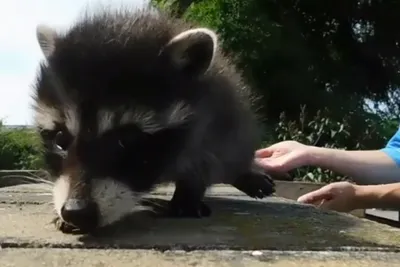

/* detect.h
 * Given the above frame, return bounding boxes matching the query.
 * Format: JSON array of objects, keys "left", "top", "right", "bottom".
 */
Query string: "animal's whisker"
[
  {"left": 1, "top": 174, "right": 54, "bottom": 187},
  {"left": 140, "top": 198, "right": 167, "bottom": 209}
]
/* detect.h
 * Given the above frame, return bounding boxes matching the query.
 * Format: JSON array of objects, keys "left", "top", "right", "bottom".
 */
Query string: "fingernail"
[
  {"left": 297, "top": 196, "right": 312, "bottom": 203},
  {"left": 297, "top": 197, "right": 306, "bottom": 203}
]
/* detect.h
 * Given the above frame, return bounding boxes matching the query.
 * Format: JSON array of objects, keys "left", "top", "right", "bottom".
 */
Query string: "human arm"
[
  {"left": 255, "top": 128, "right": 400, "bottom": 185},
  {"left": 297, "top": 181, "right": 400, "bottom": 212},
  {"left": 354, "top": 182, "right": 400, "bottom": 210},
  {"left": 305, "top": 147, "right": 400, "bottom": 185},
  {"left": 308, "top": 127, "right": 400, "bottom": 185}
]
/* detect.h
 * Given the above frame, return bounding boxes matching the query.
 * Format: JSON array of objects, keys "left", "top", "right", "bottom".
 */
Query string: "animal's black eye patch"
[
  {"left": 38, "top": 124, "right": 74, "bottom": 177},
  {"left": 80, "top": 124, "right": 151, "bottom": 173},
  {"left": 39, "top": 124, "right": 73, "bottom": 153},
  {"left": 54, "top": 130, "right": 73, "bottom": 151},
  {"left": 98, "top": 124, "right": 149, "bottom": 150},
  {"left": 80, "top": 122, "right": 190, "bottom": 179}
]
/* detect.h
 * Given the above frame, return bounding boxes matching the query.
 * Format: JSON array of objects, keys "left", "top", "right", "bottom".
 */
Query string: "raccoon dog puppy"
[{"left": 32, "top": 6, "right": 275, "bottom": 234}]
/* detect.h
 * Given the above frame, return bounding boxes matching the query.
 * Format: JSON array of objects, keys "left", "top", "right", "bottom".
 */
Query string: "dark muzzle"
[{"left": 61, "top": 198, "right": 99, "bottom": 231}]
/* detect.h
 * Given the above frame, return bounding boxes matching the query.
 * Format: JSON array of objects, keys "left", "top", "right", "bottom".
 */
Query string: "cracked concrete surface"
[{"left": 1, "top": 183, "right": 400, "bottom": 266}]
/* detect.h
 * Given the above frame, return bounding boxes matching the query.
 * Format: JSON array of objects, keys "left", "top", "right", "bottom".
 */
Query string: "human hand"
[
  {"left": 254, "top": 141, "right": 313, "bottom": 173},
  {"left": 297, "top": 181, "right": 360, "bottom": 212}
]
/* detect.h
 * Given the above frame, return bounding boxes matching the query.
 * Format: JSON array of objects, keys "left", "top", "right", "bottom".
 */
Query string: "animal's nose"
[{"left": 61, "top": 198, "right": 98, "bottom": 231}]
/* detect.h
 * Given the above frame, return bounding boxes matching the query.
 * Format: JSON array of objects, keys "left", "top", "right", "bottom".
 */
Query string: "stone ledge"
[
  {"left": 0, "top": 171, "right": 366, "bottom": 218},
  {"left": 1, "top": 249, "right": 400, "bottom": 267},
  {"left": 1, "top": 184, "right": 400, "bottom": 252}
]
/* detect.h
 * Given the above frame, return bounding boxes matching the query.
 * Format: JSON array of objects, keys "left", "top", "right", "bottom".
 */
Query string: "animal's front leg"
[
  {"left": 232, "top": 163, "right": 276, "bottom": 199},
  {"left": 167, "top": 178, "right": 211, "bottom": 218}
]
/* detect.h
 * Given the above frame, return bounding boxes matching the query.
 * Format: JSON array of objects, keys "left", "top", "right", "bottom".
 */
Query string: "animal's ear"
[
  {"left": 36, "top": 24, "right": 57, "bottom": 59},
  {"left": 160, "top": 28, "right": 218, "bottom": 76}
]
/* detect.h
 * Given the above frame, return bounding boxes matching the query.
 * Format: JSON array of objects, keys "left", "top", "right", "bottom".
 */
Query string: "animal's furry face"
[{"left": 32, "top": 8, "right": 222, "bottom": 230}]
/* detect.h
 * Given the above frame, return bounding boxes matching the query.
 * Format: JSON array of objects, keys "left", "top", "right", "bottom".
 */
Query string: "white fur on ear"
[
  {"left": 162, "top": 27, "right": 219, "bottom": 76},
  {"left": 36, "top": 24, "right": 57, "bottom": 59},
  {"left": 167, "top": 27, "right": 218, "bottom": 58}
]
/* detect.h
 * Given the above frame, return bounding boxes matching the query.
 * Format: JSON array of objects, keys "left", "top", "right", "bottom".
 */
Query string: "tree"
[
  {"left": 151, "top": 0, "right": 200, "bottom": 17},
  {"left": 151, "top": 0, "right": 400, "bottom": 124}
]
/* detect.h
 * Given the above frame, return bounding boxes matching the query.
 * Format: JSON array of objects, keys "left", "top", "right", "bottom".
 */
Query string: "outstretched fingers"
[{"left": 297, "top": 187, "right": 334, "bottom": 205}]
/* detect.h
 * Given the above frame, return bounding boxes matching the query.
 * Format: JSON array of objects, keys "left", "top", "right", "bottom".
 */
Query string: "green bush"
[
  {"left": 0, "top": 125, "right": 45, "bottom": 170},
  {"left": 267, "top": 105, "right": 390, "bottom": 183}
]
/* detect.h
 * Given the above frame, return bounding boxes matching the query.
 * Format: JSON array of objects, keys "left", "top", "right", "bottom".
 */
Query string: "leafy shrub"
[
  {"left": 0, "top": 126, "right": 45, "bottom": 170},
  {"left": 268, "top": 105, "right": 390, "bottom": 183}
]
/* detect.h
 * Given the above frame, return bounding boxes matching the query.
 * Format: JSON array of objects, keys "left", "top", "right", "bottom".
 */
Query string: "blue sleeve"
[{"left": 381, "top": 127, "right": 400, "bottom": 166}]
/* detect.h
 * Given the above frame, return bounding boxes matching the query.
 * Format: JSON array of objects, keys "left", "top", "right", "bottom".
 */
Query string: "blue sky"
[{"left": 0, "top": 0, "right": 146, "bottom": 125}]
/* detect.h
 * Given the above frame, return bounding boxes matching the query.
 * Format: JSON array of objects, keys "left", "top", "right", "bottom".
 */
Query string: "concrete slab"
[
  {"left": 1, "top": 249, "right": 400, "bottom": 267},
  {"left": 1, "top": 183, "right": 400, "bottom": 251},
  {"left": 0, "top": 176, "right": 367, "bottom": 217}
]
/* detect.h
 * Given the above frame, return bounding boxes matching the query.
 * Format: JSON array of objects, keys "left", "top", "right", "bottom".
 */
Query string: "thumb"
[
  {"left": 255, "top": 147, "right": 274, "bottom": 158},
  {"left": 297, "top": 187, "right": 333, "bottom": 205}
]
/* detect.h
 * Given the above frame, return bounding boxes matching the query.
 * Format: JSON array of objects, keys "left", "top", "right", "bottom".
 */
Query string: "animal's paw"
[
  {"left": 52, "top": 216, "right": 87, "bottom": 235},
  {"left": 233, "top": 169, "right": 275, "bottom": 199},
  {"left": 167, "top": 200, "right": 211, "bottom": 218}
]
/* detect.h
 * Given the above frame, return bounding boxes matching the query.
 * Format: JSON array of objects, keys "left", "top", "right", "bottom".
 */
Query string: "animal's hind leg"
[
  {"left": 232, "top": 163, "right": 276, "bottom": 199},
  {"left": 166, "top": 178, "right": 211, "bottom": 218}
]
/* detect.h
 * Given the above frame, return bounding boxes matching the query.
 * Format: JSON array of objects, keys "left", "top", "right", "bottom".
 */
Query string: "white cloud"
[{"left": 0, "top": 0, "right": 147, "bottom": 125}]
